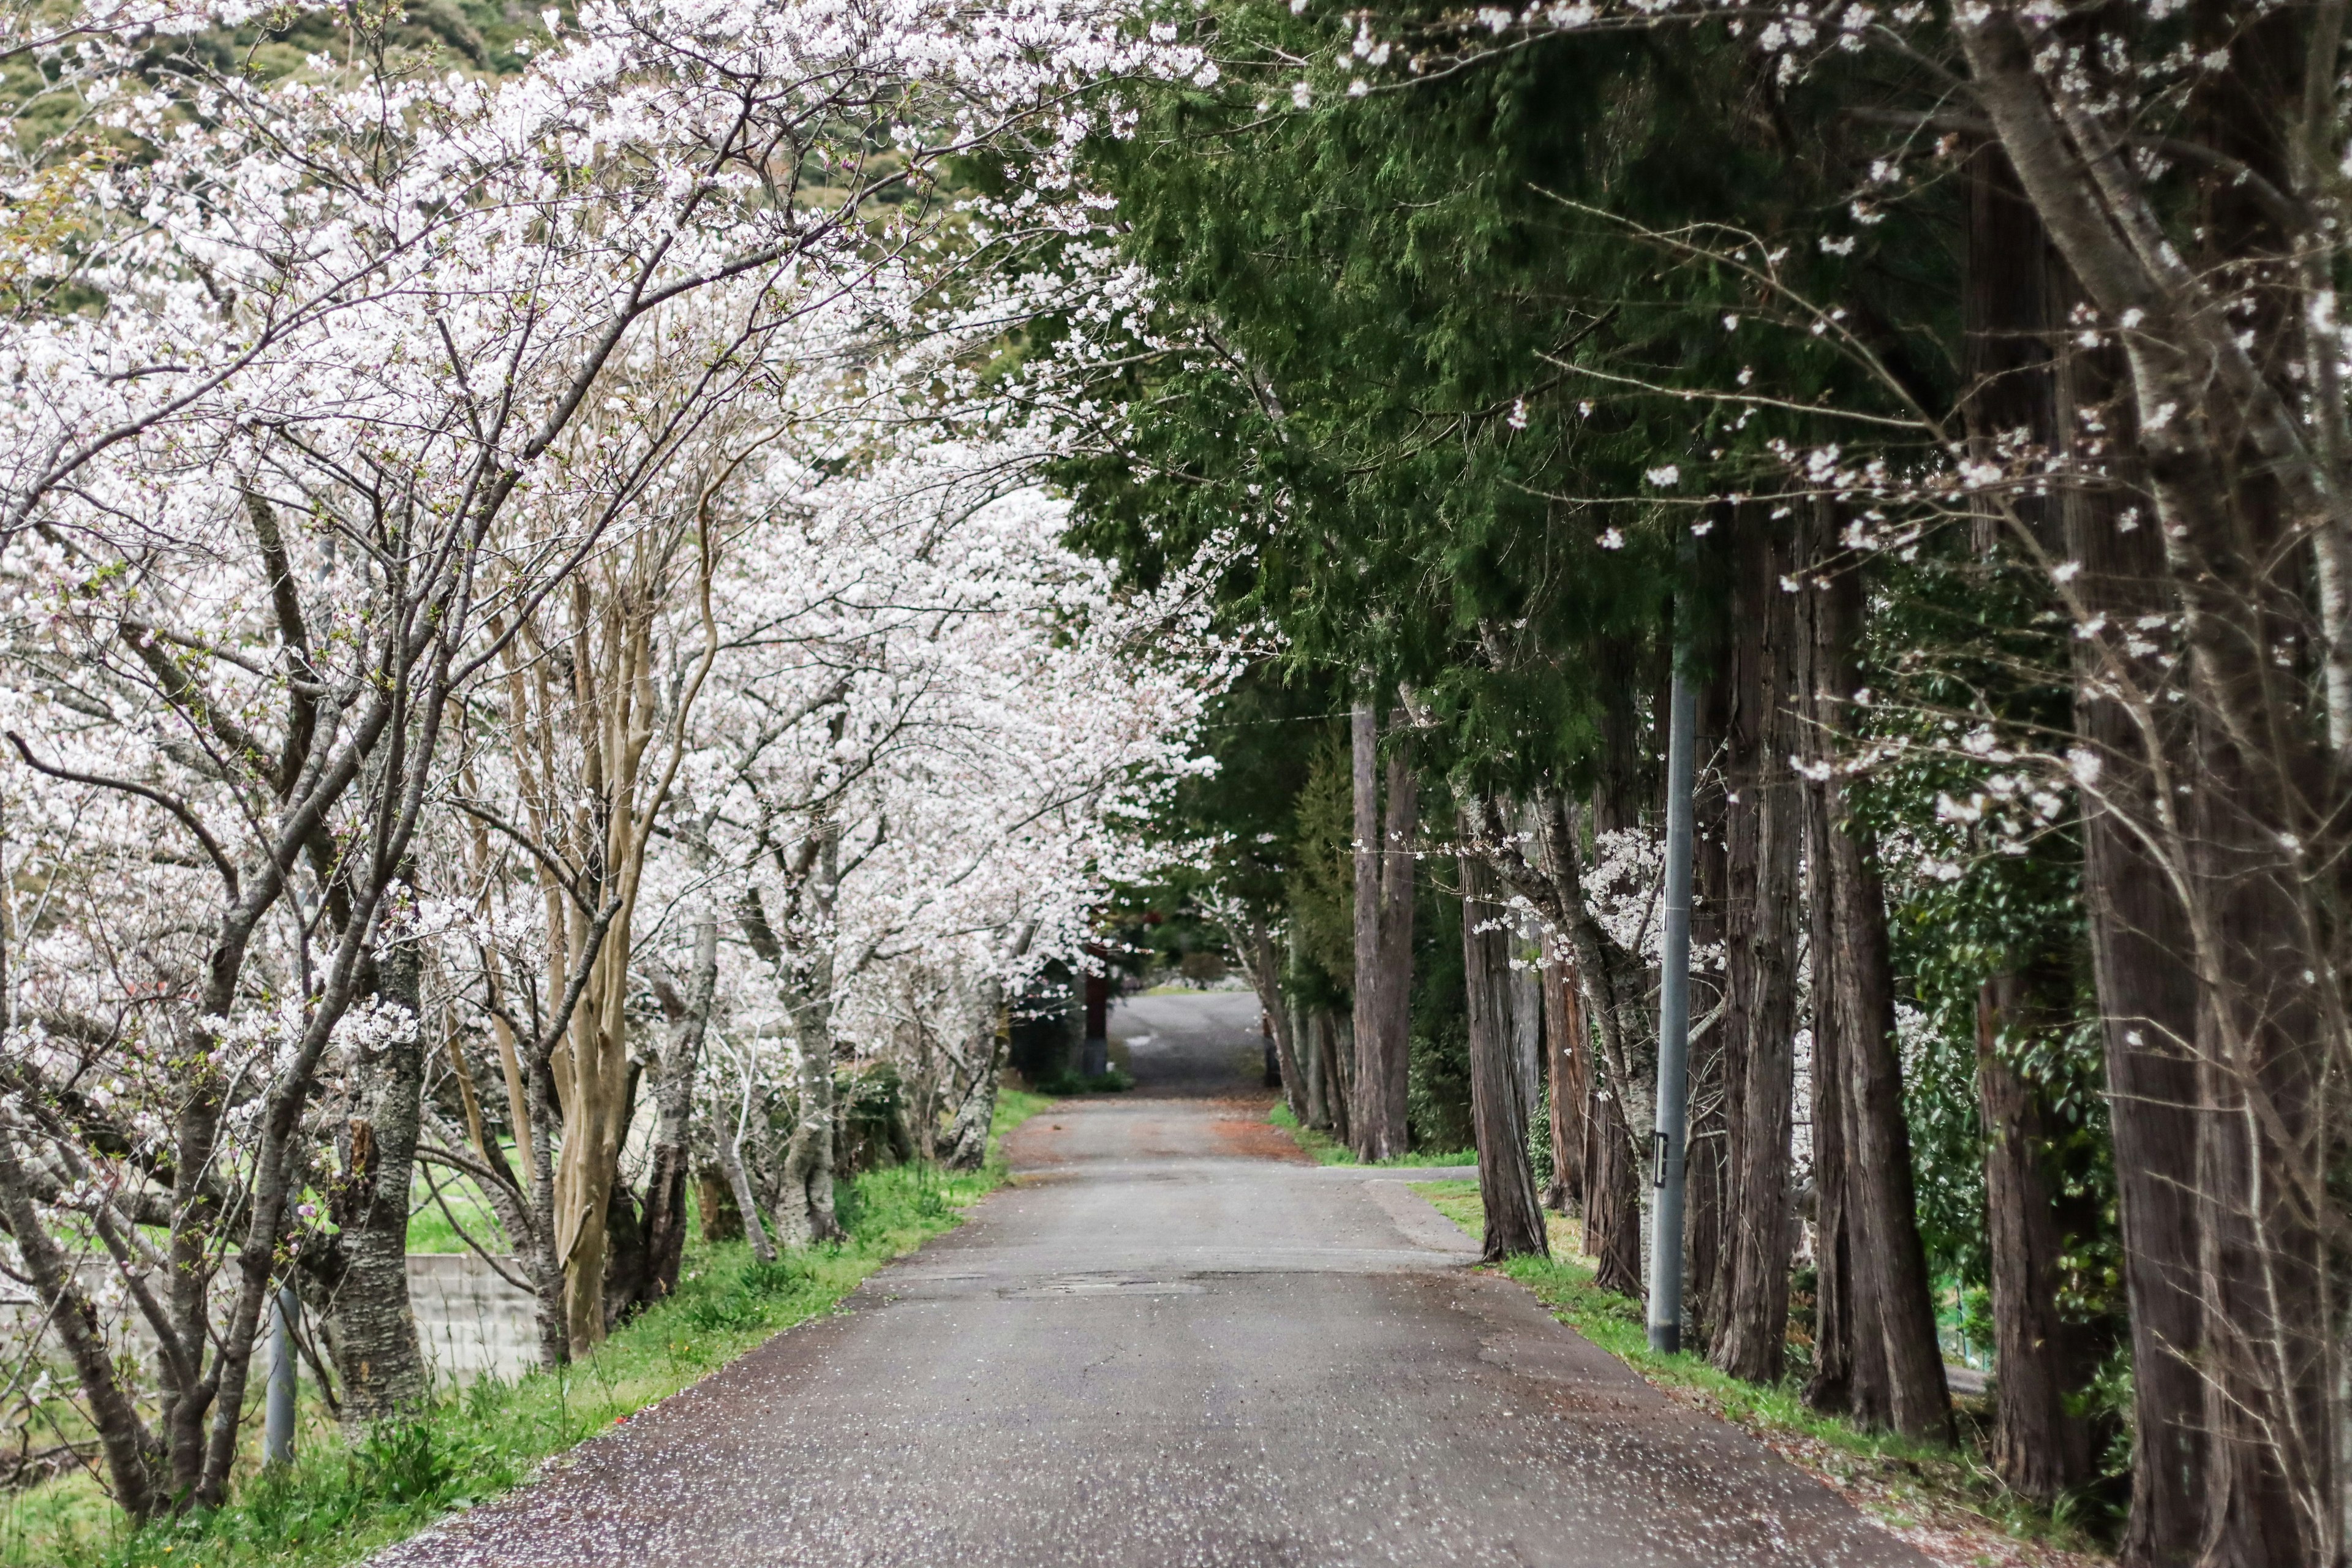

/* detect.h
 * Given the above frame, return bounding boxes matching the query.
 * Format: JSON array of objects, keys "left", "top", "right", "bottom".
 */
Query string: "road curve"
[{"left": 379, "top": 990, "right": 1931, "bottom": 1567}]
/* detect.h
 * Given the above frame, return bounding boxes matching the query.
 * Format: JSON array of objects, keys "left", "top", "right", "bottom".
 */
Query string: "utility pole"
[
  {"left": 1646, "top": 560, "right": 1699, "bottom": 1355},
  {"left": 265, "top": 1282, "right": 298, "bottom": 1465}
]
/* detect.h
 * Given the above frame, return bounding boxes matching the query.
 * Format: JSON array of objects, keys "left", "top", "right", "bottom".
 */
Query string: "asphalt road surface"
[{"left": 382, "top": 989, "right": 1931, "bottom": 1567}]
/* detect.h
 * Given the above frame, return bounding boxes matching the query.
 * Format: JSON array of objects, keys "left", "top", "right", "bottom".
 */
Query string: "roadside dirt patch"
[
  {"left": 1001, "top": 1117, "right": 1068, "bottom": 1165},
  {"left": 1208, "top": 1106, "right": 1312, "bottom": 1162}
]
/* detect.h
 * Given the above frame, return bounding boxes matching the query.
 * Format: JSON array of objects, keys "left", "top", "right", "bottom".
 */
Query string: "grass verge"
[
  {"left": 1408, "top": 1180, "right": 2107, "bottom": 1568},
  {"left": 7, "top": 1091, "right": 1048, "bottom": 1568},
  {"left": 1268, "top": 1103, "right": 1474, "bottom": 1167}
]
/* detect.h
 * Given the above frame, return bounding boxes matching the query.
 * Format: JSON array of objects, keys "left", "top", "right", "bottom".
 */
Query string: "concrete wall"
[
  {"left": 407, "top": 1253, "right": 540, "bottom": 1386},
  {"left": 2, "top": 1254, "right": 543, "bottom": 1390}
]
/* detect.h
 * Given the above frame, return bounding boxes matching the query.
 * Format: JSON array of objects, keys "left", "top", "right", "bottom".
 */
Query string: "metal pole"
[
  {"left": 1646, "top": 609, "right": 1698, "bottom": 1354},
  {"left": 265, "top": 1283, "right": 298, "bottom": 1466}
]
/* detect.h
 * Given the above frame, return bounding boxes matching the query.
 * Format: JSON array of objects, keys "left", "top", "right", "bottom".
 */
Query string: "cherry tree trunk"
[
  {"left": 0, "top": 1118, "right": 164, "bottom": 1519},
  {"left": 326, "top": 933, "right": 430, "bottom": 1431},
  {"left": 641, "top": 911, "right": 718, "bottom": 1306},
  {"left": 775, "top": 1020, "right": 843, "bottom": 1248},
  {"left": 717, "top": 1118, "right": 777, "bottom": 1264},
  {"left": 945, "top": 999, "right": 1012, "bottom": 1172}
]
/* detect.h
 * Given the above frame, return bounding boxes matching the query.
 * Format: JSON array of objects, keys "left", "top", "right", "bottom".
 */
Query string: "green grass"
[
  {"left": 1408, "top": 1180, "right": 2106, "bottom": 1561},
  {"left": 5, "top": 1092, "right": 1050, "bottom": 1568},
  {"left": 405, "top": 1169, "right": 510, "bottom": 1254},
  {"left": 1268, "top": 1103, "right": 1475, "bottom": 1167}
]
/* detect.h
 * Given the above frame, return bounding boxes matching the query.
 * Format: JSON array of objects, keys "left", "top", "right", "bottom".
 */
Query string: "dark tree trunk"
[
  {"left": 1543, "top": 960, "right": 1587, "bottom": 1213},
  {"left": 1481, "top": 782, "right": 1651, "bottom": 1294},
  {"left": 1686, "top": 655, "right": 1732, "bottom": 1346},
  {"left": 1713, "top": 511, "right": 1802, "bottom": 1386},
  {"left": 1348, "top": 699, "right": 1409, "bottom": 1159},
  {"left": 1584, "top": 1081, "right": 1643, "bottom": 1295},
  {"left": 2177, "top": 18, "right": 2334, "bottom": 1558},
  {"left": 1961, "top": 142, "right": 2104, "bottom": 1506},
  {"left": 1704, "top": 509, "right": 1760, "bottom": 1362},
  {"left": 641, "top": 910, "right": 717, "bottom": 1306},
  {"left": 1364, "top": 718, "right": 1417, "bottom": 1157},
  {"left": 1319, "top": 1009, "right": 1352, "bottom": 1145},
  {"left": 0, "top": 1118, "right": 165, "bottom": 1519},
  {"left": 696, "top": 1169, "right": 744, "bottom": 1240},
  {"left": 1458, "top": 837, "right": 1550, "bottom": 1261},
  {"left": 1796, "top": 506, "right": 1863, "bottom": 1420},
  {"left": 1813, "top": 546, "right": 1952, "bottom": 1444},
  {"left": 600, "top": 1180, "right": 649, "bottom": 1332},
  {"left": 2060, "top": 330, "right": 2211, "bottom": 1564},
  {"left": 1957, "top": 6, "right": 2343, "bottom": 1550},
  {"left": 1962, "top": 138, "right": 2062, "bottom": 560},
  {"left": 1975, "top": 974, "right": 2096, "bottom": 1501},
  {"left": 1800, "top": 797, "right": 1855, "bottom": 1416},
  {"left": 325, "top": 930, "right": 430, "bottom": 1432},
  {"left": 1245, "top": 922, "right": 1308, "bottom": 1123}
]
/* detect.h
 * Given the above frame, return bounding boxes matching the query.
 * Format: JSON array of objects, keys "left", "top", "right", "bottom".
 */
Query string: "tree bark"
[
  {"left": 1458, "top": 832, "right": 1550, "bottom": 1261},
  {"left": 1318, "top": 1009, "right": 1352, "bottom": 1145},
  {"left": 1813, "top": 549, "right": 1953, "bottom": 1444},
  {"left": 1296, "top": 1003, "right": 1325, "bottom": 1128},
  {"left": 1793, "top": 500, "right": 1866, "bottom": 1422},
  {"left": 944, "top": 928, "right": 1032, "bottom": 1172},
  {"left": 737, "top": 820, "right": 846, "bottom": 1249},
  {"left": 1713, "top": 511, "right": 1803, "bottom": 1386},
  {"left": 1349, "top": 698, "right": 1388, "bottom": 1157},
  {"left": 1686, "top": 669, "right": 1730, "bottom": 1346},
  {"left": 1243, "top": 921, "right": 1308, "bottom": 1122},
  {"left": 1488, "top": 788, "right": 1649, "bottom": 1294},
  {"left": 324, "top": 927, "right": 431, "bottom": 1432},
  {"left": 2179, "top": 21, "right": 2335, "bottom": 1558},
  {"left": 1961, "top": 137, "right": 2103, "bottom": 1506},
  {"left": 1584, "top": 1078, "right": 1643, "bottom": 1295},
  {"left": 1974, "top": 975, "right": 2096, "bottom": 1501},
  {"left": 641, "top": 908, "right": 718, "bottom": 1305},
  {"left": 774, "top": 1021, "right": 842, "bottom": 1249},
  {"left": 2059, "top": 320, "right": 2212, "bottom": 1564},
  {"left": 1350, "top": 702, "right": 1416, "bottom": 1159},
  {"left": 717, "top": 1088, "right": 777, "bottom": 1264},
  {"left": 1800, "top": 796, "right": 1856, "bottom": 1416},
  {"left": 1507, "top": 932, "right": 1544, "bottom": 1122},
  {"left": 1542, "top": 959, "right": 1587, "bottom": 1213},
  {"left": 1954, "top": 38, "right": 2341, "bottom": 1556},
  {"left": 0, "top": 1117, "right": 165, "bottom": 1520}
]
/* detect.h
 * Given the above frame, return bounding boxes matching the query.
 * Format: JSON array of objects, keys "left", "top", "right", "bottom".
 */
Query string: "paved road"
[
  {"left": 1107, "top": 987, "right": 1272, "bottom": 1095},
  {"left": 383, "top": 991, "right": 1929, "bottom": 1567}
]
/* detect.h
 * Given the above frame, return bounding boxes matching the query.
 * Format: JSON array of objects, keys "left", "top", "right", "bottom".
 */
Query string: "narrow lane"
[{"left": 382, "top": 991, "right": 1930, "bottom": 1567}]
